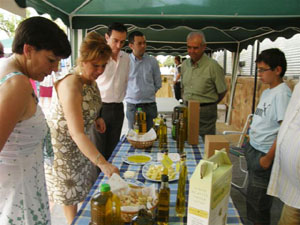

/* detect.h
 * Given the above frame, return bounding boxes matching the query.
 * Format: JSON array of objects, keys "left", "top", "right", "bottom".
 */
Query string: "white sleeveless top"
[{"left": 0, "top": 72, "right": 51, "bottom": 225}]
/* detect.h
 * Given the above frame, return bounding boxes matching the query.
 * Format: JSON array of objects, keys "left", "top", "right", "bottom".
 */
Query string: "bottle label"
[{"left": 162, "top": 155, "right": 173, "bottom": 168}]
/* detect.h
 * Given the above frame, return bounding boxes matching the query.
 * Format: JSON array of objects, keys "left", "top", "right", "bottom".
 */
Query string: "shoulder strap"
[{"left": 0, "top": 72, "right": 25, "bottom": 85}]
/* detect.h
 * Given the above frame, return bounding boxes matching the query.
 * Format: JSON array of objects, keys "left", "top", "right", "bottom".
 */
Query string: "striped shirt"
[{"left": 267, "top": 82, "right": 300, "bottom": 208}]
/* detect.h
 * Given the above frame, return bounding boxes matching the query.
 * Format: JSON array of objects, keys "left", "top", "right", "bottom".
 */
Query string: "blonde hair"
[{"left": 76, "top": 32, "right": 112, "bottom": 66}]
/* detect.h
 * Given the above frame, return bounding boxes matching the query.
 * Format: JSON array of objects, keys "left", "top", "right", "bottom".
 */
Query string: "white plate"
[
  {"left": 122, "top": 153, "right": 152, "bottom": 165},
  {"left": 142, "top": 162, "right": 179, "bottom": 182}
]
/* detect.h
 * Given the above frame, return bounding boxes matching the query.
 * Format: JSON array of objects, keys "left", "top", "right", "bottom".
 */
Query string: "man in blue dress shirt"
[{"left": 125, "top": 31, "right": 162, "bottom": 131}]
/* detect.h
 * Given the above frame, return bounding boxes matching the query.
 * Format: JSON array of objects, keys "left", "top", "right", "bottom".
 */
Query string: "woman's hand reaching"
[{"left": 99, "top": 162, "right": 120, "bottom": 177}]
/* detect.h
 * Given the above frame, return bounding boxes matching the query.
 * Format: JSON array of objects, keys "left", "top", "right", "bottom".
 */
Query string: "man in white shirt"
[
  {"left": 267, "top": 80, "right": 300, "bottom": 225},
  {"left": 90, "top": 22, "right": 130, "bottom": 160}
]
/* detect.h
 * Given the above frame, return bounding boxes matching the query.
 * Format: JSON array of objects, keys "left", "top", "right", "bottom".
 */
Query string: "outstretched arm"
[{"left": 56, "top": 75, "right": 119, "bottom": 177}]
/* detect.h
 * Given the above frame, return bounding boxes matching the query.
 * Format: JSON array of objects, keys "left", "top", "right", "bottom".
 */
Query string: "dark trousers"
[
  {"left": 244, "top": 142, "right": 273, "bottom": 225},
  {"left": 199, "top": 103, "right": 217, "bottom": 141},
  {"left": 90, "top": 103, "right": 124, "bottom": 161},
  {"left": 173, "top": 82, "right": 181, "bottom": 100}
]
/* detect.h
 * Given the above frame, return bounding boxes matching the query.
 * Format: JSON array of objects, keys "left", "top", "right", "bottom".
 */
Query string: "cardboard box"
[
  {"left": 187, "top": 150, "right": 232, "bottom": 225},
  {"left": 188, "top": 100, "right": 200, "bottom": 145},
  {"left": 204, "top": 135, "right": 229, "bottom": 159}
]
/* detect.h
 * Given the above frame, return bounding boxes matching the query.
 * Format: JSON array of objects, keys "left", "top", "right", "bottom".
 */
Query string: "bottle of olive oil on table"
[
  {"left": 156, "top": 174, "right": 170, "bottom": 225},
  {"left": 158, "top": 116, "right": 168, "bottom": 150},
  {"left": 176, "top": 113, "right": 186, "bottom": 154},
  {"left": 112, "top": 193, "right": 122, "bottom": 225},
  {"left": 136, "top": 107, "right": 147, "bottom": 134},
  {"left": 90, "top": 183, "right": 112, "bottom": 225},
  {"left": 90, "top": 183, "right": 122, "bottom": 225},
  {"left": 175, "top": 153, "right": 187, "bottom": 217}
]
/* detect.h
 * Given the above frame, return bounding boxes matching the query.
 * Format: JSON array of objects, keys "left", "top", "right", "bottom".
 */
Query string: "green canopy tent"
[{"left": 14, "top": 0, "right": 300, "bottom": 123}]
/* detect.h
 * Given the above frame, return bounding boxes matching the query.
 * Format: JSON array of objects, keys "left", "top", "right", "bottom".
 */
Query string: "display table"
[{"left": 71, "top": 135, "right": 243, "bottom": 225}]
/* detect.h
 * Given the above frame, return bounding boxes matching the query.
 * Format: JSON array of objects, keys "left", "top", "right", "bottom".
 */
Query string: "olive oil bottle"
[
  {"left": 157, "top": 174, "right": 170, "bottom": 225},
  {"left": 176, "top": 113, "right": 186, "bottom": 154},
  {"left": 159, "top": 117, "right": 168, "bottom": 150},
  {"left": 175, "top": 153, "right": 187, "bottom": 217},
  {"left": 90, "top": 183, "right": 113, "bottom": 225},
  {"left": 90, "top": 183, "right": 122, "bottom": 225},
  {"left": 135, "top": 107, "right": 147, "bottom": 134}
]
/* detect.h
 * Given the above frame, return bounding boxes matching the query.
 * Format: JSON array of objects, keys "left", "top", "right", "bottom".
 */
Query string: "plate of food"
[
  {"left": 123, "top": 153, "right": 152, "bottom": 165},
  {"left": 142, "top": 161, "right": 179, "bottom": 182}
]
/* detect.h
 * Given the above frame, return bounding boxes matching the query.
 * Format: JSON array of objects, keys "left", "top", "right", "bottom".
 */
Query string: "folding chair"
[{"left": 223, "top": 114, "right": 253, "bottom": 189}]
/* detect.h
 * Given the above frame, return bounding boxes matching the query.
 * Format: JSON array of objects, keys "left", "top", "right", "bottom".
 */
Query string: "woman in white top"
[{"left": 0, "top": 17, "right": 71, "bottom": 225}]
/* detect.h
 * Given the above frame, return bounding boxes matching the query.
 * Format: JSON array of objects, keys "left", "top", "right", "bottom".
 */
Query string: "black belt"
[
  {"left": 130, "top": 102, "right": 155, "bottom": 107},
  {"left": 200, "top": 102, "right": 217, "bottom": 106},
  {"left": 102, "top": 102, "right": 123, "bottom": 105}
]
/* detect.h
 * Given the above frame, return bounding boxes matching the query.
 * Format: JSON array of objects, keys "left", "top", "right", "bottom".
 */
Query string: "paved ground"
[{"left": 50, "top": 108, "right": 283, "bottom": 225}]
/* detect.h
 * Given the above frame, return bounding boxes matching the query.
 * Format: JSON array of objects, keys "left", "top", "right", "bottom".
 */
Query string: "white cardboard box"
[{"left": 187, "top": 150, "right": 232, "bottom": 225}]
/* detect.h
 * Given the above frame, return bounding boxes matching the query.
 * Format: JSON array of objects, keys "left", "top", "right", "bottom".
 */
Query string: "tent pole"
[
  {"left": 252, "top": 41, "right": 260, "bottom": 114},
  {"left": 226, "top": 43, "right": 240, "bottom": 125}
]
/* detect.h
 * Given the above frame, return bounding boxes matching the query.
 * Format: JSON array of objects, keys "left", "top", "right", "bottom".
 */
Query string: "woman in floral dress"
[
  {"left": 0, "top": 17, "right": 71, "bottom": 225},
  {"left": 45, "top": 32, "right": 119, "bottom": 224}
]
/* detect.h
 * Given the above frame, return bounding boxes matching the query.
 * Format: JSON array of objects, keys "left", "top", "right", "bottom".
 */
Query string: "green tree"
[
  {"left": 163, "top": 56, "right": 175, "bottom": 67},
  {"left": 0, "top": 13, "right": 24, "bottom": 38}
]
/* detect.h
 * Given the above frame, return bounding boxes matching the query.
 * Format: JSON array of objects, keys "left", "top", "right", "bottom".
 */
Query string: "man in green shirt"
[{"left": 181, "top": 31, "right": 227, "bottom": 140}]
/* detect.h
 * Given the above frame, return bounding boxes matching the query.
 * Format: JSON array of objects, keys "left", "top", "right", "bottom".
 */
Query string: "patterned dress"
[
  {"left": 0, "top": 72, "right": 50, "bottom": 225},
  {"left": 45, "top": 75, "right": 101, "bottom": 205}
]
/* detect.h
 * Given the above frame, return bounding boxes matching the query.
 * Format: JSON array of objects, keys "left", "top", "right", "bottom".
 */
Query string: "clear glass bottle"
[
  {"left": 136, "top": 107, "right": 147, "bottom": 134},
  {"left": 161, "top": 149, "right": 169, "bottom": 176},
  {"left": 112, "top": 193, "right": 122, "bottom": 225},
  {"left": 176, "top": 113, "right": 186, "bottom": 154},
  {"left": 175, "top": 153, "right": 187, "bottom": 217},
  {"left": 156, "top": 174, "right": 170, "bottom": 225}
]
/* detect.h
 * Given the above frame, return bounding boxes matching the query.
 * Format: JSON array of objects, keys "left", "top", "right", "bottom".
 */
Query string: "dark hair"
[
  {"left": 128, "top": 31, "right": 144, "bottom": 44},
  {"left": 256, "top": 48, "right": 287, "bottom": 78},
  {"left": 107, "top": 22, "right": 127, "bottom": 37},
  {"left": 175, "top": 56, "right": 181, "bottom": 63},
  {"left": 12, "top": 17, "right": 71, "bottom": 58}
]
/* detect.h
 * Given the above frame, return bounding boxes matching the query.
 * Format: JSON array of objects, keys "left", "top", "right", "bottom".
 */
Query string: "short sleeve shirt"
[
  {"left": 181, "top": 54, "right": 227, "bottom": 103},
  {"left": 249, "top": 83, "right": 291, "bottom": 153}
]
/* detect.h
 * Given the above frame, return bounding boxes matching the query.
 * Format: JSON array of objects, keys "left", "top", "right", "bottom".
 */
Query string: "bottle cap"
[
  {"left": 161, "top": 174, "right": 169, "bottom": 182},
  {"left": 100, "top": 183, "right": 111, "bottom": 192}
]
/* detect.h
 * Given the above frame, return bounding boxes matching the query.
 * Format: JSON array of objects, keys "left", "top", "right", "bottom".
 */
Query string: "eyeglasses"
[{"left": 257, "top": 68, "right": 273, "bottom": 73}]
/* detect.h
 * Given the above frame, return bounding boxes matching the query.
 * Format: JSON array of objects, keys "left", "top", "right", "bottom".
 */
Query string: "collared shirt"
[
  {"left": 125, "top": 53, "right": 162, "bottom": 104},
  {"left": 181, "top": 54, "right": 227, "bottom": 103},
  {"left": 249, "top": 83, "right": 291, "bottom": 153},
  {"left": 96, "top": 51, "right": 130, "bottom": 103},
  {"left": 267, "top": 82, "right": 300, "bottom": 208}
]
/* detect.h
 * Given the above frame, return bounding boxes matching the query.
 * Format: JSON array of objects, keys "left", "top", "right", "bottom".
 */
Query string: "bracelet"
[{"left": 95, "top": 153, "right": 101, "bottom": 166}]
